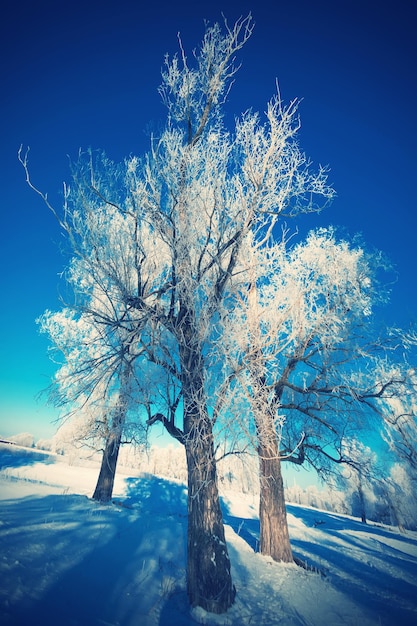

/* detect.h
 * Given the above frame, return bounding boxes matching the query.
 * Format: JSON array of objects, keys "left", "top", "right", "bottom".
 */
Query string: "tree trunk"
[
  {"left": 246, "top": 273, "right": 293, "bottom": 562},
  {"left": 257, "top": 418, "right": 293, "bottom": 562},
  {"left": 180, "top": 336, "right": 235, "bottom": 614},
  {"left": 92, "top": 426, "right": 122, "bottom": 503},
  {"left": 357, "top": 477, "right": 367, "bottom": 524},
  {"left": 185, "top": 436, "right": 235, "bottom": 613},
  {"left": 92, "top": 365, "right": 131, "bottom": 503}
]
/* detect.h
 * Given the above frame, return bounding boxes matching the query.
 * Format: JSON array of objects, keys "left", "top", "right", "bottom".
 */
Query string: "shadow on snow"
[
  {"left": 222, "top": 498, "right": 417, "bottom": 626},
  {"left": 0, "top": 476, "right": 189, "bottom": 626},
  {"left": 1, "top": 474, "right": 417, "bottom": 626}
]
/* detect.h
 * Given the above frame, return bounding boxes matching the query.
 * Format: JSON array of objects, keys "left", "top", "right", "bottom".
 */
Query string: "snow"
[{"left": 1, "top": 444, "right": 416, "bottom": 625}]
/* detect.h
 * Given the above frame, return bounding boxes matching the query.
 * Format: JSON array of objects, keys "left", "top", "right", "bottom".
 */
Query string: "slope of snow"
[{"left": 0, "top": 443, "right": 416, "bottom": 625}]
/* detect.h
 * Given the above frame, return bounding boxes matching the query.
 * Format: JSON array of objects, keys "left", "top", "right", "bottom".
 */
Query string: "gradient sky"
[{"left": 0, "top": 0, "right": 416, "bottom": 440}]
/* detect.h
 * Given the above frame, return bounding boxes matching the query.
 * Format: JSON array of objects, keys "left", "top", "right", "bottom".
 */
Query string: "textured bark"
[
  {"left": 180, "top": 337, "right": 235, "bottom": 613},
  {"left": 185, "top": 437, "right": 235, "bottom": 613},
  {"left": 92, "top": 426, "right": 122, "bottom": 503},
  {"left": 247, "top": 274, "right": 293, "bottom": 563},
  {"left": 257, "top": 417, "right": 293, "bottom": 562}
]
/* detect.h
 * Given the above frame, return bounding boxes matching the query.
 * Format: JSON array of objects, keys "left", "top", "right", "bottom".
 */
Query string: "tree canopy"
[{"left": 20, "top": 14, "right": 417, "bottom": 614}]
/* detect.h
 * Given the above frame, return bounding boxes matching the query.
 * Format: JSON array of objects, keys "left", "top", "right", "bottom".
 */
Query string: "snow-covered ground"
[{"left": 0, "top": 443, "right": 416, "bottom": 626}]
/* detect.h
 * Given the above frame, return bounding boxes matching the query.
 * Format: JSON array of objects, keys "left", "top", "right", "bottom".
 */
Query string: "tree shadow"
[
  {"left": 123, "top": 474, "right": 188, "bottom": 515},
  {"left": 3, "top": 478, "right": 416, "bottom": 626},
  {"left": 158, "top": 590, "right": 195, "bottom": 626},
  {"left": 0, "top": 478, "right": 189, "bottom": 626},
  {"left": 221, "top": 502, "right": 260, "bottom": 553},
  {"left": 289, "top": 504, "right": 417, "bottom": 624},
  {"left": 287, "top": 502, "right": 417, "bottom": 552},
  {"left": 222, "top": 497, "right": 417, "bottom": 626}
]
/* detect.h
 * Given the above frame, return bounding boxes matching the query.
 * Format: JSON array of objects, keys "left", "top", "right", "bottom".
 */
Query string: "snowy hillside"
[{"left": 0, "top": 443, "right": 416, "bottom": 626}]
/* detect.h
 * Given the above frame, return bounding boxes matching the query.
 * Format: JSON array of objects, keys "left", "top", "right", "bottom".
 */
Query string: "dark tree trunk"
[
  {"left": 92, "top": 426, "right": 122, "bottom": 503},
  {"left": 92, "top": 367, "right": 130, "bottom": 503},
  {"left": 185, "top": 436, "right": 235, "bottom": 613},
  {"left": 180, "top": 336, "right": 235, "bottom": 614},
  {"left": 258, "top": 444, "right": 293, "bottom": 562},
  {"left": 257, "top": 413, "right": 293, "bottom": 562}
]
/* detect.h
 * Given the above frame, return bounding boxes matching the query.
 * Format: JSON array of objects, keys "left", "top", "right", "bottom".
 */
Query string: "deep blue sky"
[{"left": 1, "top": 0, "right": 416, "bottom": 440}]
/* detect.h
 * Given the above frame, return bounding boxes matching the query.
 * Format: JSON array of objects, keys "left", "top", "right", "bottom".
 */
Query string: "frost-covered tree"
[
  {"left": 21, "top": 16, "right": 335, "bottom": 613},
  {"left": 377, "top": 334, "right": 417, "bottom": 477},
  {"left": 337, "top": 440, "right": 378, "bottom": 524},
  {"left": 385, "top": 463, "right": 417, "bottom": 530},
  {"left": 141, "top": 18, "right": 333, "bottom": 603},
  {"left": 9, "top": 433, "right": 35, "bottom": 448},
  {"left": 220, "top": 227, "right": 407, "bottom": 561},
  {"left": 37, "top": 253, "right": 145, "bottom": 502},
  {"left": 25, "top": 172, "right": 157, "bottom": 503}
]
